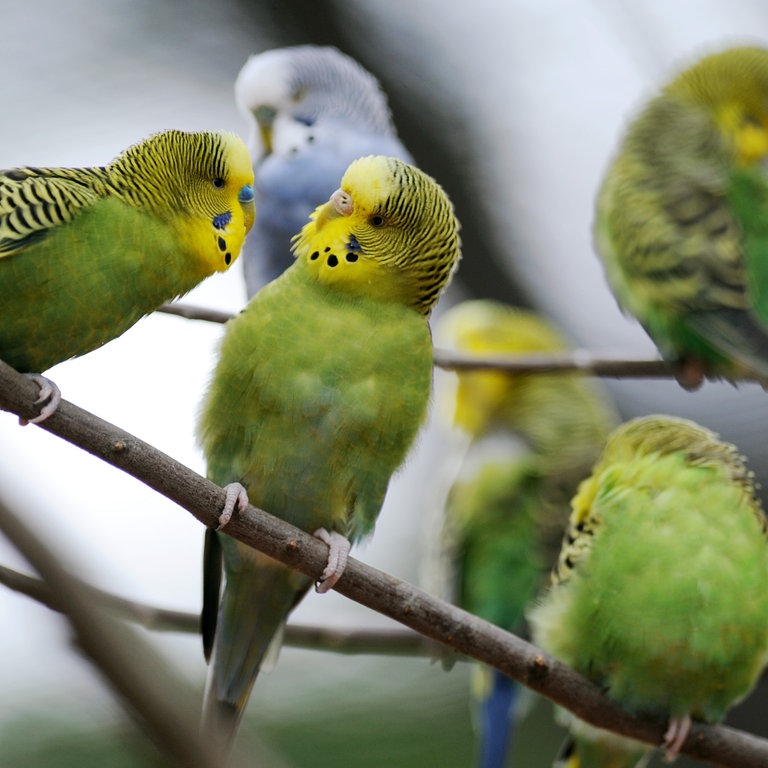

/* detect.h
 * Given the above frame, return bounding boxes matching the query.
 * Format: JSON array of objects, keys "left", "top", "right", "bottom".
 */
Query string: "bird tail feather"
[{"left": 201, "top": 556, "right": 311, "bottom": 754}]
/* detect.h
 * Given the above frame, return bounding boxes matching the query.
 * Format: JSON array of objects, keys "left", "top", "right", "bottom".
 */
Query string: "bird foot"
[
  {"left": 674, "top": 360, "right": 705, "bottom": 391},
  {"left": 662, "top": 714, "right": 691, "bottom": 762},
  {"left": 19, "top": 374, "right": 61, "bottom": 425},
  {"left": 313, "top": 528, "right": 351, "bottom": 593},
  {"left": 217, "top": 482, "right": 249, "bottom": 530}
]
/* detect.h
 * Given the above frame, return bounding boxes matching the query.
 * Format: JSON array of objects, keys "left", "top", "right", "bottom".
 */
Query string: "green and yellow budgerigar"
[
  {"left": 434, "top": 301, "right": 617, "bottom": 768},
  {"left": 197, "top": 154, "right": 461, "bottom": 751},
  {"left": 529, "top": 415, "right": 768, "bottom": 768},
  {"left": 0, "top": 129, "right": 255, "bottom": 421},
  {"left": 595, "top": 46, "right": 768, "bottom": 390}
]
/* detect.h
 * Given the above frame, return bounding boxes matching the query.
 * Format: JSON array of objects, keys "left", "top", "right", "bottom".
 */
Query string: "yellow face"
[
  {"left": 292, "top": 155, "right": 461, "bottom": 315},
  {"left": 173, "top": 130, "right": 255, "bottom": 276},
  {"left": 716, "top": 102, "right": 768, "bottom": 167},
  {"left": 293, "top": 157, "right": 403, "bottom": 300}
]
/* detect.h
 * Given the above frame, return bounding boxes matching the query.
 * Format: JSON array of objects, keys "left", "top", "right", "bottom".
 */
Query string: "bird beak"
[
  {"left": 254, "top": 105, "right": 277, "bottom": 155},
  {"left": 314, "top": 188, "right": 354, "bottom": 230}
]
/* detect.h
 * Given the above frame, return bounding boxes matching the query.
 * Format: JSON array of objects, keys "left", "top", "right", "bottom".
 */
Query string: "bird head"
[
  {"left": 667, "top": 47, "right": 768, "bottom": 167},
  {"left": 234, "top": 46, "right": 398, "bottom": 162},
  {"left": 110, "top": 130, "right": 255, "bottom": 275},
  {"left": 292, "top": 155, "right": 461, "bottom": 316}
]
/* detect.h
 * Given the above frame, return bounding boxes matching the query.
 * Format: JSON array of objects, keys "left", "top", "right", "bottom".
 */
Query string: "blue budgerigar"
[{"left": 234, "top": 44, "right": 412, "bottom": 294}]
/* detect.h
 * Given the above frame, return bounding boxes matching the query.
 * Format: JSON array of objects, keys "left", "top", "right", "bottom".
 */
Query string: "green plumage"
[
  {"left": 594, "top": 46, "right": 768, "bottom": 387},
  {"left": 529, "top": 415, "right": 768, "bottom": 767},
  {"left": 197, "top": 155, "right": 461, "bottom": 749},
  {"left": 0, "top": 130, "right": 255, "bottom": 374}
]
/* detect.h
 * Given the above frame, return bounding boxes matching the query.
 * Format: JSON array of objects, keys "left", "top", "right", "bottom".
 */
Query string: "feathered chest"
[{"left": 210, "top": 267, "right": 433, "bottom": 461}]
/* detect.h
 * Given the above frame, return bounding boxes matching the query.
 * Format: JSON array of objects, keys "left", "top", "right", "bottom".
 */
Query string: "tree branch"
[
  {"left": 155, "top": 302, "right": 688, "bottom": 380},
  {"left": 0, "top": 493, "right": 249, "bottom": 768},
  {"left": 1, "top": 357, "right": 766, "bottom": 767},
  {"left": 157, "top": 302, "right": 235, "bottom": 325},
  {"left": 0, "top": 562, "right": 430, "bottom": 655}
]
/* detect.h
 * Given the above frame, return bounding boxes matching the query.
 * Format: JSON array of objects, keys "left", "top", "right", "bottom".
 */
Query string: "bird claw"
[
  {"left": 662, "top": 714, "right": 691, "bottom": 762},
  {"left": 19, "top": 374, "right": 61, "bottom": 425},
  {"left": 217, "top": 482, "right": 249, "bottom": 530},
  {"left": 674, "top": 360, "right": 705, "bottom": 392},
  {"left": 313, "top": 528, "right": 351, "bottom": 593}
]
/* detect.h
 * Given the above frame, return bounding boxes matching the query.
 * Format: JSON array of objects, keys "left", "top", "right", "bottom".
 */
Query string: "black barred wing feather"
[{"left": 0, "top": 167, "right": 108, "bottom": 256}]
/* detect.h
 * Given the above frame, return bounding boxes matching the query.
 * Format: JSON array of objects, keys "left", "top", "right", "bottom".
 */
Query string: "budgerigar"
[
  {"left": 234, "top": 45, "right": 412, "bottom": 294},
  {"left": 0, "top": 130, "right": 255, "bottom": 422},
  {"left": 434, "top": 301, "right": 617, "bottom": 768},
  {"left": 529, "top": 415, "right": 768, "bottom": 767},
  {"left": 197, "top": 155, "right": 461, "bottom": 752},
  {"left": 595, "top": 46, "right": 768, "bottom": 390}
]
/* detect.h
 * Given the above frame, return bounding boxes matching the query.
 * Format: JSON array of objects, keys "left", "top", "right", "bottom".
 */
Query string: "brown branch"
[
  {"left": 0, "top": 562, "right": 430, "bottom": 655},
  {"left": 158, "top": 302, "right": 236, "bottom": 325},
  {"left": 1, "top": 357, "right": 766, "bottom": 768},
  {"left": 155, "top": 302, "right": 681, "bottom": 380}
]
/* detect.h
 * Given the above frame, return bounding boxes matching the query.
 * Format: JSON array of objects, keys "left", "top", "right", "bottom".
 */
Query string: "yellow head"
[
  {"left": 667, "top": 46, "right": 768, "bottom": 166},
  {"left": 109, "top": 129, "right": 255, "bottom": 275},
  {"left": 436, "top": 300, "right": 568, "bottom": 435},
  {"left": 292, "top": 155, "right": 461, "bottom": 315}
]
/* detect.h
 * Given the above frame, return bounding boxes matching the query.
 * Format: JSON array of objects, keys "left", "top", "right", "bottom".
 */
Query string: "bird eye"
[
  {"left": 370, "top": 215, "right": 385, "bottom": 228},
  {"left": 212, "top": 177, "right": 225, "bottom": 189}
]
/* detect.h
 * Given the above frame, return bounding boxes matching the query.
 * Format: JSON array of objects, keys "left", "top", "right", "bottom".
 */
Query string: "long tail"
[
  {"left": 477, "top": 668, "right": 519, "bottom": 768},
  {"left": 201, "top": 535, "right": 311, "bottom": 755}
]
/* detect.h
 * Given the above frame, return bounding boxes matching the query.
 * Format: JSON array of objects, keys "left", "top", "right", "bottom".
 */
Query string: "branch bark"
[
  {"left": 0, "top": 562, "right": 430, "bottom": 655},
  {"left": 1, "top": 357, "right": 767, "bottom": 768},
  {"left": 157, "top": 302, "right": 676, "bottom": 379}
]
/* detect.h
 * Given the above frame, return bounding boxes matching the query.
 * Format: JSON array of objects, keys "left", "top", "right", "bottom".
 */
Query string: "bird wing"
[{"left": 0, "top": 167, "right": 105, "bottom": 256}]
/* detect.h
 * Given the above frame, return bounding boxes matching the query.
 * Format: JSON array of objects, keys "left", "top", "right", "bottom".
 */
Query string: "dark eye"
[
  {"left": 370, "top": 215, "right": 385, "bottom": 228},
  {"left": 212, "top": 178, "right": 225, "bottom": 189}
]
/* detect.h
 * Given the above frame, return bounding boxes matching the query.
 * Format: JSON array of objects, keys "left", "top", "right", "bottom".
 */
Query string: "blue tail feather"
[{"left": 479, "top": 669, "right": 519, "bottom": 768}]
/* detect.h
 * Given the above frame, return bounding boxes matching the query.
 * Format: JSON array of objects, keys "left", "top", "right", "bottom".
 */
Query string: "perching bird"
[
  {"left": 433, "top": 301, "right": 617, "bottom": 768},
  {"left": 197, "top": 154, "right": 461, "bottom": 751},
  {"left": 529, "top": 415, "right": 768, "bottom": 767},
  {"left": 0, "top": 129, "right": 255, "bottom": 422},
  {"left": 234, "top": 45, "right": 412, "bottom": 294},
  {"left": 594, "top": 46, "right": 768, "bottom": 390}
]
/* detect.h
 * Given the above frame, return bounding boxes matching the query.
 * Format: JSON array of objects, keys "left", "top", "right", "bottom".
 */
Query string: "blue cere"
[{"left": 239, "top": 184, "right": 255, "bottom": 203}]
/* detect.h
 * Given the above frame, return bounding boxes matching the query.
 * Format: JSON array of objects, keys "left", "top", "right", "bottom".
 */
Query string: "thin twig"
[
  {"left": 155, "top": 302, "right": 689, "bottom": 380},
  {"left": 0, "top": 359, "right": 766, "bottom": 767},
  {"left": 158, "top": 302, "right": 236, "bottom": 325},
  {"left": 0, "top": 562, "right": 429, "bottom": 655}
]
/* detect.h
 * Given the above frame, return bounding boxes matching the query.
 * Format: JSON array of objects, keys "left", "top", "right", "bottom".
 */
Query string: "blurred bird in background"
[
  {"left": 595, "top": 46, "right": 768, "bottom": 391},
  {"left": 530, "top": 415, "right": 768, "bottom": 768},
  {"left": 234, "top": 45, "right": 413, "bottom": 294},
  {"left": 429, "top": 300, "right": 618, "bottom": 768}
]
